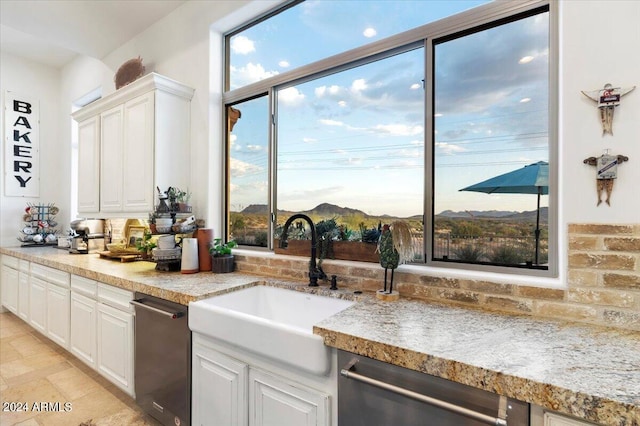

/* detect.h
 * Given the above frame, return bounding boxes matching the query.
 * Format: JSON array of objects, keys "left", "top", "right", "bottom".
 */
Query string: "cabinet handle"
[
  {"left": 130, "top": 299, "right": 184, "bottom": 319},
  {"left": 341, "top": 358, "right": 508, "bottom": 426}
]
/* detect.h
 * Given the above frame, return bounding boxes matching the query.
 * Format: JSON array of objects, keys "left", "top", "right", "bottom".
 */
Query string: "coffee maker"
[{"left": 69, "top": 219, "right": 105, "bottom": 254}]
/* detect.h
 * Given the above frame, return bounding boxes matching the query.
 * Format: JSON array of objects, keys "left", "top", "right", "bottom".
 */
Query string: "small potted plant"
[
  {"left": 209, "top": 238, "right": 237, "bottom": 273},
  {"left": 135, "top": 230, "right": 157, "bottom": 259}
]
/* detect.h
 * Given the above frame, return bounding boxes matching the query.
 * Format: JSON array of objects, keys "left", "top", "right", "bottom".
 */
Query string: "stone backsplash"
[{"left": 235, "top": 223, "right": 640, "bottom": 330}]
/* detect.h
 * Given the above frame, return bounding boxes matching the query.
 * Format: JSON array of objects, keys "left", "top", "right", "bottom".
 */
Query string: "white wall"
[
  {"left": 0, "top": 53, "right": 63, "bottom": 247},
  {"left": 2, "top": 0, "right": 638, "bottom": 286},
  {"left": 560, "top": 0, "right": 640, "bottom": 225}
]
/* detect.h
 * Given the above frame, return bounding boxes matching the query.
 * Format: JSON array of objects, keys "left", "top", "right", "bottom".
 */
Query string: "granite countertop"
[{"left": 2, "top": 246, "right": 638, "bottom": 426}]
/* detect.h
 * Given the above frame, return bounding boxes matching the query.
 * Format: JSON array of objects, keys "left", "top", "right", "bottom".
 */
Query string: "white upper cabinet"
[{"left": 72, "top": 73, "right": 194, "bottom": 216}]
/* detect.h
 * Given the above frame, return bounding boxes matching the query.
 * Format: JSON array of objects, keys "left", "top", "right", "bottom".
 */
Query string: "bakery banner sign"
[{"left": 4, "top": 91, "right": 39, "bottom": 197}]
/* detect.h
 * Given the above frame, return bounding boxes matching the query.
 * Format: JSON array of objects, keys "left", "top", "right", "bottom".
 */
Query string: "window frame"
[{"left": 222, "top": 0, "right": 557, "bottom": 277}]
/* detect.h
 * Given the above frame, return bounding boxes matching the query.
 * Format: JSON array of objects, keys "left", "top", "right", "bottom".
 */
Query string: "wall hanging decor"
[
  {"left": 4, "top": 91, "right": 39, "bottom": 197},
  {"left": 581, "top": 83, "right": 635, "bottom": 136},
  {"left": 583, "top": 151, "right": 629, "bottom": 206}
]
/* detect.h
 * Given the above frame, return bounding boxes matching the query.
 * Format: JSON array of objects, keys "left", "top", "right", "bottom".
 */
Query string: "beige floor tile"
[
  {"left": 1, "top": 351, "right": 67, "bottom": 380},
  {"left": 48, "top": 366, "right": 99, "bottom": 401},
  {"left": 0, "top": 377, "right": 66, "bottom": 425},
  {"left": 9, "top": 333, "right": 54, "bottom": 358},
  {"left": 36, "top": 386, "right": 129, "bottom": 426},
  {"left": 94, "top": 407, "right": 161, "bottom": 426},
  {"left": 14, "top": 418, "right": 40, "bottom": 426}
]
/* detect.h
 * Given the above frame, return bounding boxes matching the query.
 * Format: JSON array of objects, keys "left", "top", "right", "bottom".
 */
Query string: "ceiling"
[{"left": 0, "top": 0, "right": 187, "bottom": 69}]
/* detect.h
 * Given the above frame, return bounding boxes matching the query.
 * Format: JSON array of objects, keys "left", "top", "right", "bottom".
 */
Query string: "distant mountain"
[
  {"left": 239, "top": 203, "right": 547, "bottom": 222},
  {"left": 303, "top": 203, "right": 368, "bottom": 217},
  {"left": 437, "top": 207, "right": 548, "bottom": 221},
  {"left": 437, "top": 210, "right": 518, "bottom": 218}
]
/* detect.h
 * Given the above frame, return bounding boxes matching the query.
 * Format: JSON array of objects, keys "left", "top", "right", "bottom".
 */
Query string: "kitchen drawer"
[
  {"left": 19, "top": 260, "right": 30, "bottom": 272},
  {"left": 31, "top": 264, "right": 70, "bottom": 288},
  {"left": 71, "top": 275, "right": 98, "bottom": 298},
  {"left": 2, "top": 255, "right": 19, "bottom": 269},
  {"left": 98, "top": 283, "right": 134, "bottom": 312}
]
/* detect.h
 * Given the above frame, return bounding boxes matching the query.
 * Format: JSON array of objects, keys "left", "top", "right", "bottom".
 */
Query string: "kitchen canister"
[
  {"left": 181, "top": 238, "right": 199, "bottom": 274},
  {"left": 196, "top": 228, "right": 214, "bottom": 271}
]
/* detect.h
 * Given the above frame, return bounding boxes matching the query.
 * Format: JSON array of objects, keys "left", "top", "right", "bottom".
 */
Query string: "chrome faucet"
[{"left": 279, "top": 213, "right": 325, "bottom": 286}]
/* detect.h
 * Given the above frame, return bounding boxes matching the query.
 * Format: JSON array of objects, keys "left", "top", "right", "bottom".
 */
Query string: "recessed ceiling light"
[
  {"left": 519, "top": 56, "right": 534, "bottom": 64},
  {"left": 520, "top": 98, "right": 531, "bottom": 103}
]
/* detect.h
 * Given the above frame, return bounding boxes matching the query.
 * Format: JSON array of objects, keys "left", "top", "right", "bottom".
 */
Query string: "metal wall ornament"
[
  {"left": 581, "top": 83, "right": 635, "bottom": 136},
  {"left": 583, "top": 152, "right": 629, "bottom": 206}
]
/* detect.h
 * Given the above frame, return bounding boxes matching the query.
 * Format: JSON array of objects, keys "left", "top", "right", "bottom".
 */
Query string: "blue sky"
[{"left": 228, "top": 1, "right": 549, "bottom": 218}]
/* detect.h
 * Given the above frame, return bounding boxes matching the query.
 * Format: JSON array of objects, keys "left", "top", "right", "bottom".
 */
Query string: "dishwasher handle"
[
  {"left": 341, "top": 358, "right": 508, "bottom": 426},
  {"left": 130, "top": 299, "right": 185, "bottom": 319}
]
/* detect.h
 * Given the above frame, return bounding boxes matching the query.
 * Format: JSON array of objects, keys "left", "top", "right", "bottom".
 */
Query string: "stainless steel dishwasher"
[
  {"left": 338, "top": 350, "right": 529, "bottom": 426},
  {"left": 131, "top": 293, "right": 191, "bottom": 426}
]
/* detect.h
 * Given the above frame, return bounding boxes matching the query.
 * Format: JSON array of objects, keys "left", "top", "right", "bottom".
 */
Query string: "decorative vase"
[{"left": 211, "top": 255, "right": 234, "bottom": 273}]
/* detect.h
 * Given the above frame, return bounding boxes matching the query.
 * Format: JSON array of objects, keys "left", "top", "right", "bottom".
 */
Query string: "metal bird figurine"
[{"left": 377, "top": 221, "right": 414, "bottom": 295}]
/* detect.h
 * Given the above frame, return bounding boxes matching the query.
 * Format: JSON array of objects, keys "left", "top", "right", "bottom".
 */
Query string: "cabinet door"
[
  {"left": 249, "top": 368, "right": 330, "bottom": 426},
  {"left": 18, "top": 270, "right": 30, "bottom": 321},
  {"left": 77, "top": 116, "right": 101, "bottom": 213},
  {"left": 97, "top": 302, "right": 134, "bottom": 396},
  {"left": 1, "top": 264, "right": 18, "bottom": 314},
  {"left": 100, "top": 105, "right": 124, "bottom": 212},
  {"left": 70, "top": 292, "right": 97, "bottom": 368},
  {"left": 544, "top": 412, "right": 594, "bottom": 426},
  {"left": 29, "top": 276, "right": 47, "bottom": 334},
  {"left": 46, "top": 284, "right": 70, "bottom": 349},
  {"left": 192, "top": 340, "right": 248, "bottom": 426},
  {"left": 122, "top": 92, "right": 155, "bottom": 212}
]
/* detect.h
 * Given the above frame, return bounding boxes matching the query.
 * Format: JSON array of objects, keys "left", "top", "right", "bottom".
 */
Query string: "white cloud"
[
  {"left": 319, "top": 119, "right": 344, "bottom": 127},
  {"left": 230, "top": 157, "right": 263, "bottom": 178},
  {"left": 435, "top": 142, "right": 467, "bottom": 155},
  {"left": 231, "top": 35, "right": 255, "bottom": 55},
  {"left": 338, "top": 100, "right": 347, "bottom": 107},
  {"left": 410, "top": 83, "right": 421, "bottom": 90},
  {"left": 279, "top": 87, "right": 305, "bottom": 106},
  {"left": 303, "top": 137, "right": 318, "bottom": 144},
  {"left": 363, "top": 27, "right": 377, "bottom": 38},
  {"left": 230, "top": 63, "right": 279, "bottom": 88},
  {"left": 279, "top": 60, "right": 290, "bottom": 68},
  {"left": 351, "top": 79, "right": 367, "bottom": 93},
  {"left": 246, "top": 145, "right": 263, "bottom": 152},
  {"left": 315, "top": 85, "right": 341, "bottom": 98},
  {"left": 373, "top": 123, "right": 423, "bottom": 136}
]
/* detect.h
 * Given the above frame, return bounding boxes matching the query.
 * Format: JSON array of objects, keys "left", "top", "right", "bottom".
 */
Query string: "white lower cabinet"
[
  {"left": 250, "top": 368, "right": 330, "bottom": 426},
  {"left": 29, "top": 276, "right": 47, "bottom": 334},
  {"left": 96, "top": 283, "right": 135, "bottom": 397},
  {"left": 1, "top": 255, "right": 19, "bottom": 314},
  {"left": 193, "top": 340, "right": 248, "bottom": 426},
  {"left": 70, "top": 291, "right": 97, "bottom": 368},
  {"left": 17, "top": 260, "right": 30, "bottom": 321},
  {"left": 46, "top": 282, "right": 70, "bottom": 348},
  {"left": 192, "top": 334, "right": 331, "bottom": 426}
]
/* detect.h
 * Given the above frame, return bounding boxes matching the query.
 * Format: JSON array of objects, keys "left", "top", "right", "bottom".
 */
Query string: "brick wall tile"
[
  {"left": 604, "top": 237, "right": 640, "bottom": 252},
  {"left": 568, "top": 235, "right": 599, "bottom": 251},
  {"left": 603, "top": 273, "right": 640, "bottom": 290},
  {"left": 603, "top": 309, "right": 640, "bottom": 330},
  {"left": 460, "top": 280, "right": 513, "bottom": 295},
  {"left": 567, "top": 270, "right": 599, "bottom": 287},
  {"left": 516, "top": 286, "right": 565, "bottom": 300},
  {"left": 568, "top": 253, "right": 635, "bottom": 270},
  {"left": 534, "top": 301, "right": 599, "bottom": 321},
  {"left": 484, "top": 296, "right": 533, "bottom": 313},
  {"left": 568, "top": 288, "right": 637, "bottom": 309},
  {"left": 568, "top": 224, "right": 634, "bottom": 235}
]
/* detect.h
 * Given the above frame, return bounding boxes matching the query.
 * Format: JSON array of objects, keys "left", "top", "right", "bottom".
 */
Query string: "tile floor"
[{"left": 0, "top": 311, "right": 161, "bottom": 426}]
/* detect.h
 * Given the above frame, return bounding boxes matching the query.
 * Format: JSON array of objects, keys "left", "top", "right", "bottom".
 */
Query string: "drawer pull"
[{"left": 341, "top": 358, "right": 508, "bottom": 426}]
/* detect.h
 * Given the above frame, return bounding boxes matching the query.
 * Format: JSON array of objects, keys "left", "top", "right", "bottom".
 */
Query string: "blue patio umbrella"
[{"left": 459, "top": 161, "right": 549, "bottom": 265}]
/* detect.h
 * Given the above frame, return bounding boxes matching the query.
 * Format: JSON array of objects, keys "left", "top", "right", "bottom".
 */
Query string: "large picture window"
[{"left": 223, "top": 0, "right": 556, "bottom": 276}]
